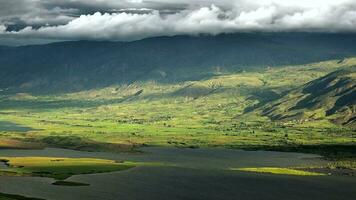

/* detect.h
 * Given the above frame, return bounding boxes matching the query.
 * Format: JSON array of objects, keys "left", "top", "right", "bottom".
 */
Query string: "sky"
[{"left": 0, "top": 0, "right": 356, "bottom": 45}]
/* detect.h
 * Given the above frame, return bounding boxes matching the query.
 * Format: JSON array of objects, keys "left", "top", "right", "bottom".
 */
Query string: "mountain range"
[
  {"left": 1, "top": 33, "right": 356, "bottom": 93},
  {"left": 0, "top": 33, "right": 356, "bottom": 127}
]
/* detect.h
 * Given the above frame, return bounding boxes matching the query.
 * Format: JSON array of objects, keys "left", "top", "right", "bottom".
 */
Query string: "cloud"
[
  {"left": 0, "top": 0, "right": 356, "bottom": 43},
  {"left": 0, "top": 24, "right": 6, "bottom": 32}
]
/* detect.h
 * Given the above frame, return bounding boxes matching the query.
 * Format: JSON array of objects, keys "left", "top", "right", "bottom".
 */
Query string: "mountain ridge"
[
  {"left": 1, "top": 33, "right": 356, "bottom": 93},
  {"left": 259, "top": 66, "right": 356, "bottom": 126}
]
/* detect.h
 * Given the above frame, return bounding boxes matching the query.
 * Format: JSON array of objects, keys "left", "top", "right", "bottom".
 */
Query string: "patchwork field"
[{"left": 0, "top": 58, "right": 355, "bottom": 171}]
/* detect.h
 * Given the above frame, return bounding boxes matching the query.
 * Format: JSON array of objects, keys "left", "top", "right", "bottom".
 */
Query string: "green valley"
[
  {"left": 0, "top": 57, "right": 355, "bottom": 161},
  {"left": 1, "top": 2, "right": 356, "bottom": 199}
]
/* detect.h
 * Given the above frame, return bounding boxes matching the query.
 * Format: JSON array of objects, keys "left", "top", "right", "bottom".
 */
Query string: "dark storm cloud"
[
  {"left": 0, "top": 0, "right": 356, "bottom": 45},
  {"left": 0, "top": 0, "right": 76, "bottom": 25}
]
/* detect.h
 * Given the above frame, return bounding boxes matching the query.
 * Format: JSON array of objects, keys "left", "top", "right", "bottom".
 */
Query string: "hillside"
[
  {"left": 0, "top": 57, "right": 355, "bottom": 152},
  {"left": 259, "top": 66, "right": 356, "bottom": 126},
  {"left": 1, "top": 33, "right": 356, "bottom": 93}
]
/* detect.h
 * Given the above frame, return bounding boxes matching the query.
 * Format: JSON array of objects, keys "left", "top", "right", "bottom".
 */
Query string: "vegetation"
[
  {"left": 0, "top": 193, "right": 44, "bottom": 200},
  {"left": 0, "top": 157, "right": 135, "bottom": 180},
  {"left": 259, "top": 66, "right": 356, "bottom": 125},
  {"left": 0, "top": 139, "right": 43, "bottom": 149},
  {"left": 234, "top": 167, "right": 326, "bottom": 176},
  {"left": 2, "top": 33, "right": 356, "bottom": 94},
  {"left": 0, "top": 57, "right": 355, "bottom": 170},
  {"left": 327, "top": 159, "right": 356, "bottom": 170},
  {"left": 0, "top": 35, "right": 355, "bottom": 200},
  {"left": 52, "top": 181, "right": 90, "bottom": 186}
]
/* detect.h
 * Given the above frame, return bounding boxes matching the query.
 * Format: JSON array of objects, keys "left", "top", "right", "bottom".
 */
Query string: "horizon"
[
  {"left": 1, "top": 0, "right": 356, "bottom": 45},
  {"left": 2, "top": 31, "right": 356, "bottom": 47},
  {"left": 0, "top": 1, "right": 355, "bottom": 200}
]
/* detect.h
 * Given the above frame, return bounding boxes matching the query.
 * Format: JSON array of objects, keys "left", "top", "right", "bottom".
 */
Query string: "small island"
[{"left": 0, "top": 157, "right": 135, "bottom": 180}]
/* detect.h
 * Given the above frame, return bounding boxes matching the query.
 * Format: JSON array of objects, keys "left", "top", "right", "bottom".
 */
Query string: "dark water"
[{"left": 0, "top": 147, "right": 355, "bottom": 200}]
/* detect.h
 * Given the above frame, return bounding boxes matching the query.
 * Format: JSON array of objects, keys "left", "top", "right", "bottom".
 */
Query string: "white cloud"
[
  {"left": 0, "top": 24, "right": 6, "bottom": 32},
  {"left": 1, "top": 0, "right": 356, "bottom": 42}
]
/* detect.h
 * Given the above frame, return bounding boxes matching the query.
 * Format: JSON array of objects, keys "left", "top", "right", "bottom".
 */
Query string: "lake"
[{"left": 0, "top": 147, "right": 355, "bottom": 200}]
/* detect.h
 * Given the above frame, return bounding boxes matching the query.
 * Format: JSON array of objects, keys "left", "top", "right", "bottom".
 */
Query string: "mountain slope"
[
  {"left": 0, "top": 57, "right": 355, "bottom": 152},
  {"left": 1, "top": 33, "right": 356, "bottom": 93},
  {"left": 259, "top": 66, "right": 356, "bottom": 126}
]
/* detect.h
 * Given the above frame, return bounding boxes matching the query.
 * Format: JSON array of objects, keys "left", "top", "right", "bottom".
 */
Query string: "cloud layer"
[{"left": 1, "top": 0, "right": 356, "bottom": 44}]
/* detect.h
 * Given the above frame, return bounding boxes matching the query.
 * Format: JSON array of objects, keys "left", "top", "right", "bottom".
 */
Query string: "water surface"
[{"left": 0, "top": 147, "right": 355, "bottom": 200}]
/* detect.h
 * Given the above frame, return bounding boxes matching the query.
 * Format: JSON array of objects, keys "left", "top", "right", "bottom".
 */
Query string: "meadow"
[
  {"left": 233, "top": 167, "right": 326, "bottom": 176},
  {"left": 0, "top": 157, "right": 135, "bottom": 180},
  {"left": 0, "top": 58, "right": 355, "bottom": 167}
]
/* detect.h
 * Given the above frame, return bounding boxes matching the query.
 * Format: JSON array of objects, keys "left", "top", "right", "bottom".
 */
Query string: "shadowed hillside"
[
  {"left": 260, "top": 66, "right": 356, "bottom": 126},
  {"left": 1, "top": 33, "right": 356, "bottom": 93}
]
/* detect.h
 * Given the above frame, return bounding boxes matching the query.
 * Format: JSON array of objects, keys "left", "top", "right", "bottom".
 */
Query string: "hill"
[
  {"left": 0, "top": 57, "right": 355, "bottom": 153},
  {"left": 258, "top": 66, "right": 356, "bottom": 126},
  {"left": 1, "top": 33, "right": 356, "bottom": 93}
]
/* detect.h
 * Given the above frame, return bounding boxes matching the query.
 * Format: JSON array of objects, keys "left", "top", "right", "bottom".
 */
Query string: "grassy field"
[
  {"left": 0, "top": 157, "right": 135, "bottom": 180},
  {"left": 0, "top": 139, "right": 43, "bottom": 149},
  {"left": 0, "top": 58, "right": 355, "bottom": 163},
  {"left": 233, "top": 167, "right": 326, "bottom": 176},
  {"left": 0, "top": 192, "right": 45, "bottom": 200}
]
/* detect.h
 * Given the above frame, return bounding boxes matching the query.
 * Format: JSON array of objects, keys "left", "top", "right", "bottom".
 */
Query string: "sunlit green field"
[
  {"left": 233, "top": 167, "right": 326, "bottom": 176},
  {"left": 0, "top": 157, "right": 135, "bottom": 180},
  {"left": 0, "top": 58, "right": 355, "bottom": 159}
]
